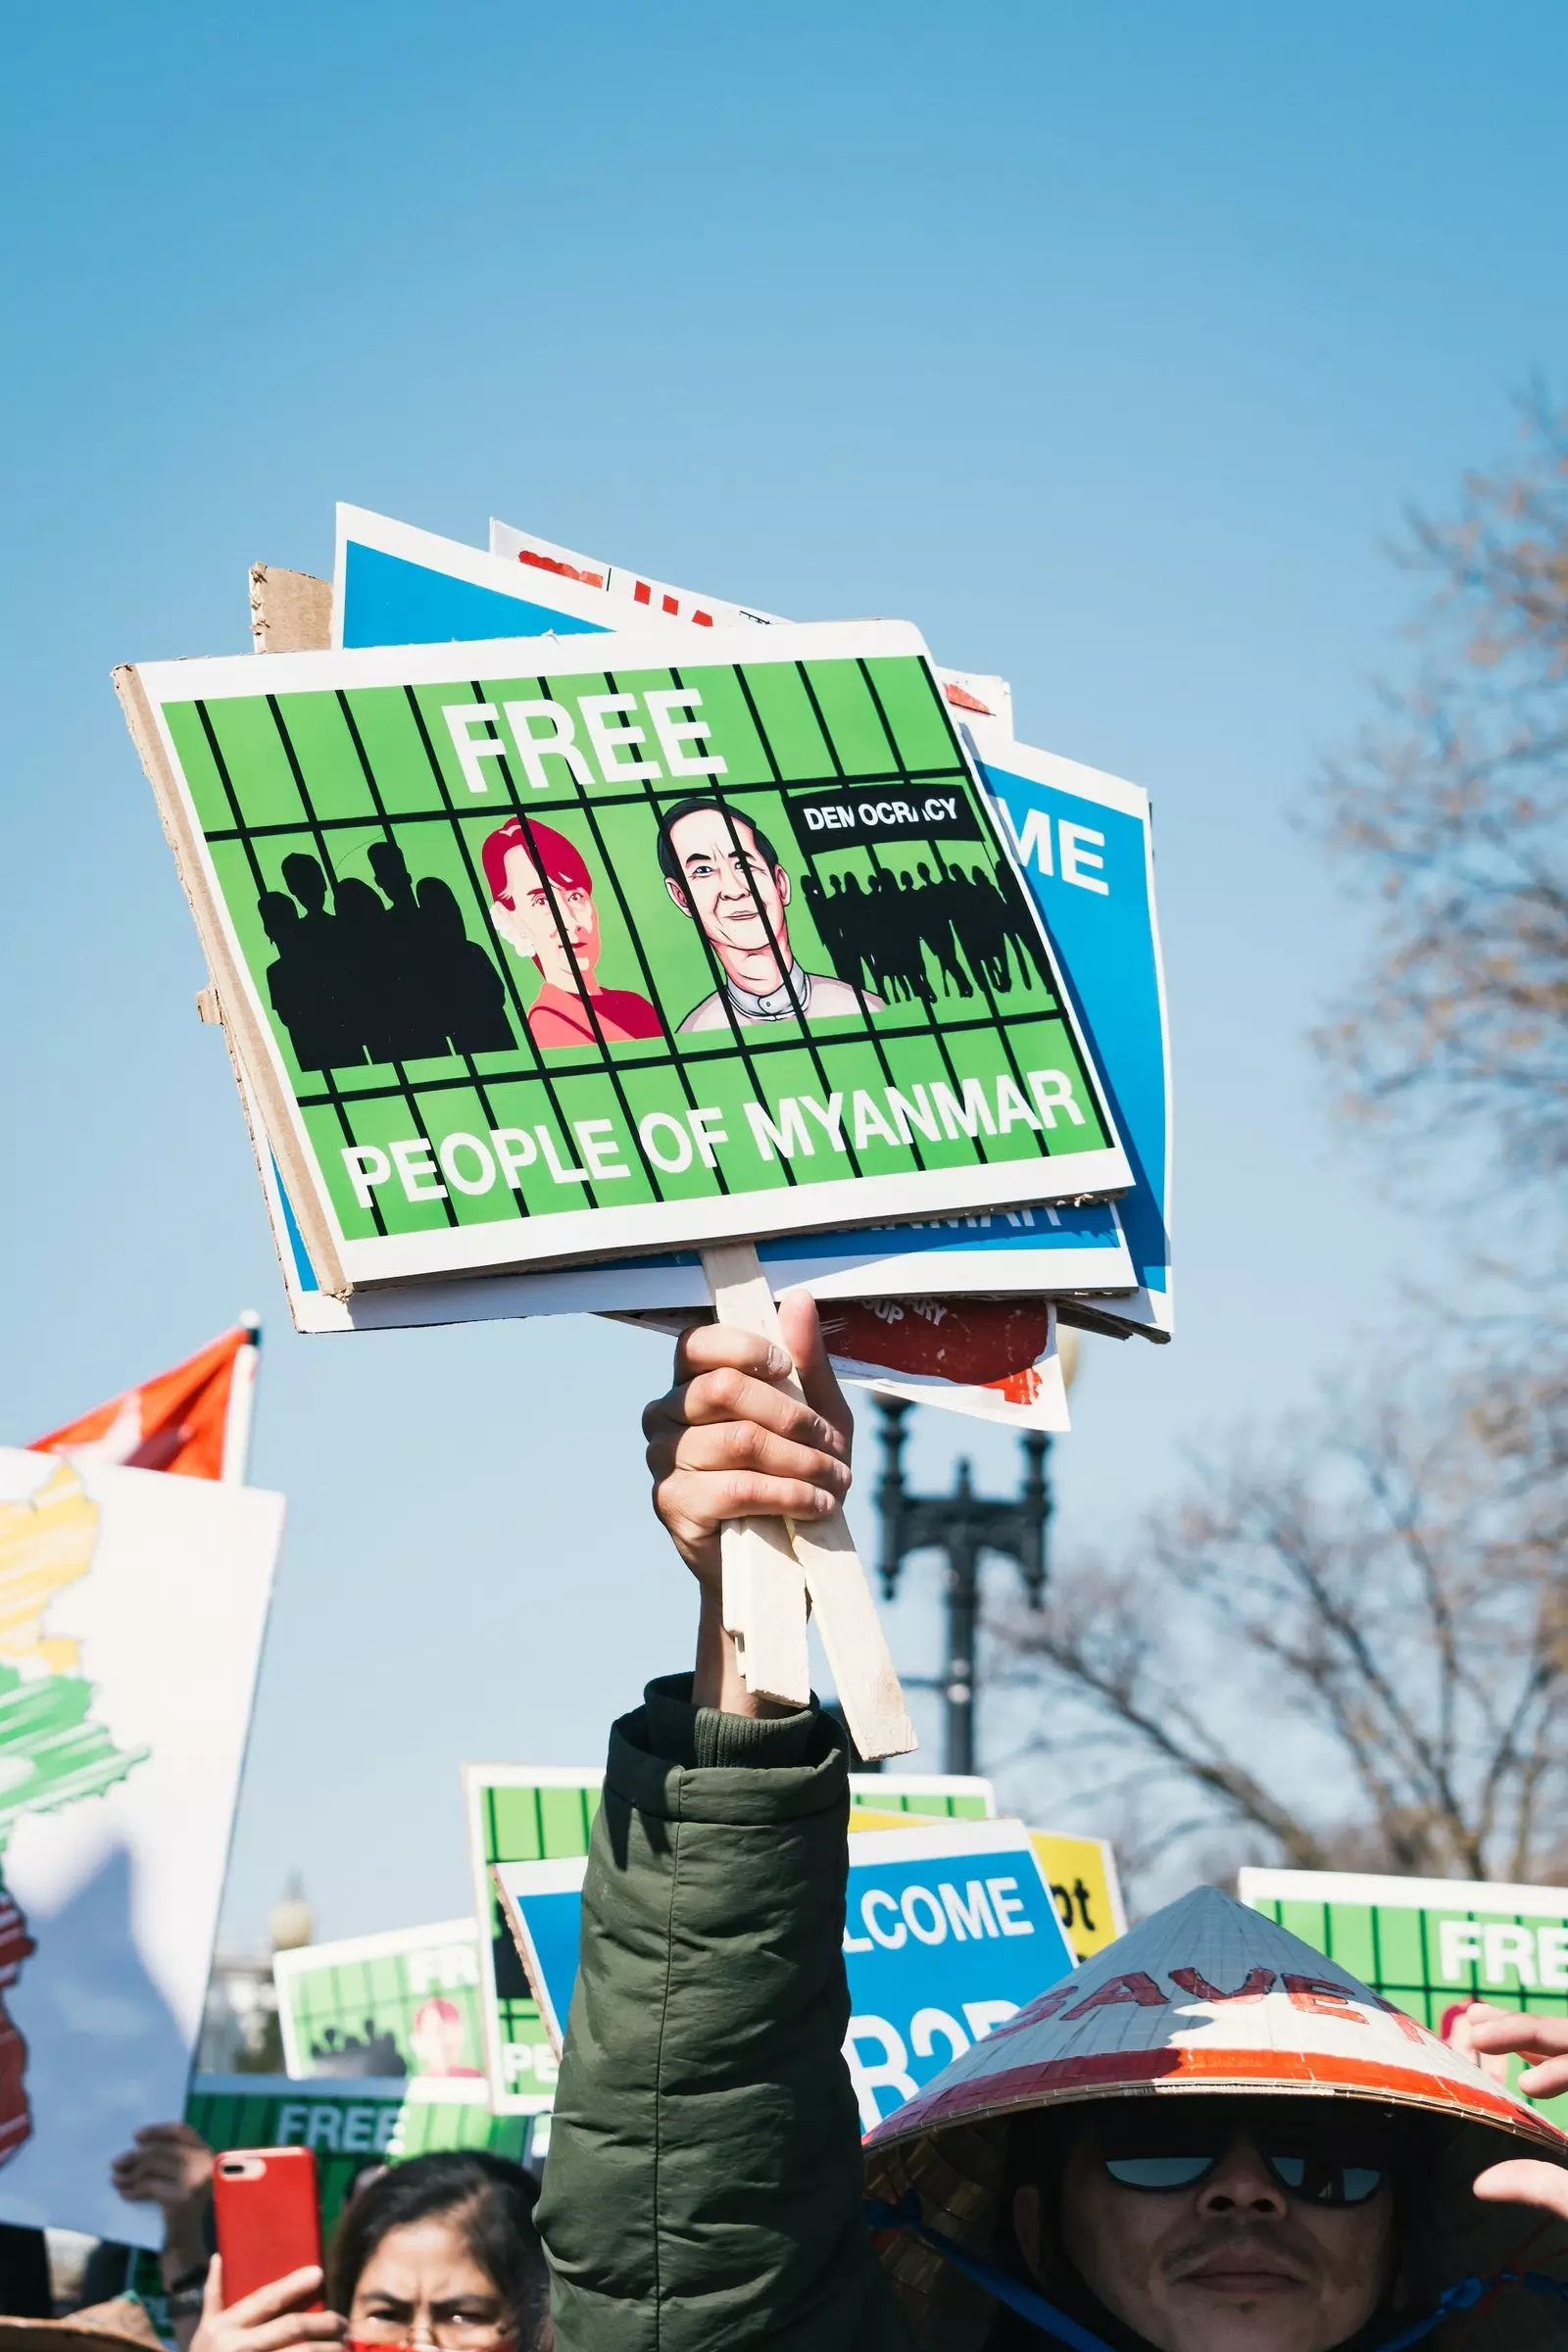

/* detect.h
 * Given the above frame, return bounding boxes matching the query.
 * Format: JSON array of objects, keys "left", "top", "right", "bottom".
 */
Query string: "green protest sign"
[
  {"left": 272, "top": 1920, "right": 485, "bottom": 2082},
  {"left": 464, "top": 1763, "right": 993, "bottom": 2111},
  {"left": 120, "top": 620, "right": 1128, "bottom": 1296},
  {"left": 184, "top": 2075, "right": 531, "bottom": 2233},
  {"left": 464, "top": 1770, "right": 600, "bottom": 2113},
  {"left": 1240, "top": 1867, "right": 1568, "bottom": 2126}
]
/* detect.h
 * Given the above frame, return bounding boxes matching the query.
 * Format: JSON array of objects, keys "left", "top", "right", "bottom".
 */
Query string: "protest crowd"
[
  {"left": 11, "top": 1304, "right": 1568, "bottom": 2352},
  {"left": 8, "top": 297, "right": 1568, "bottom": 2352}
]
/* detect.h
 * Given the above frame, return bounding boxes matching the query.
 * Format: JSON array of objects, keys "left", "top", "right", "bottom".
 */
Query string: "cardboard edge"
[
  {"left": 249, "top": 564, "right": 333, "bottom": 656},
  {"left": 112, "top": 661, "right": 352, "bottom": 1298}
]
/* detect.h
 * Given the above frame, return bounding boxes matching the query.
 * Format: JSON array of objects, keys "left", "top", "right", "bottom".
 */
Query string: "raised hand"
[
  {"left": 111, "top": 2122, "right": 217, "bottom": 2283},
  {"left": 642, "top": 1292, "right": 853, "bottom": 1589},
  {"left": 190, "top": 2260, "right": 346, "bottom": 2352},
  {"left": 1463, "top": 2007, "right": 1568, "bottom": 2219}
]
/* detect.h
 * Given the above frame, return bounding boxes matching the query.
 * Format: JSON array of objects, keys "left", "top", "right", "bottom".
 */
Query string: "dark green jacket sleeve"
[{"left": 538, "top": 1674, "right": 912, "bottom": 2352}]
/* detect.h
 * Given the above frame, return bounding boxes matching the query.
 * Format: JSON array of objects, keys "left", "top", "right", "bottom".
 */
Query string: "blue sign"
[
  {"left": 976, "top": 733, "right": 1172, "bottom": 1334},
  {"left": 493, "top": 1817, "right": 1073, "bottom": 2131},
  {"left": 836, "top": 1821, "right": 1075, "bottom": 2126}
]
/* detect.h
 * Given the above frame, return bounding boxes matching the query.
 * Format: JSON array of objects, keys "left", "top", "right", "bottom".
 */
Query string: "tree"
[
  {"left": 1314, "top": 391, "right": 1568, "bottom": 1187},
  {"left": 999, "top": 1350, "right": 1568, "bottom": 1888}
]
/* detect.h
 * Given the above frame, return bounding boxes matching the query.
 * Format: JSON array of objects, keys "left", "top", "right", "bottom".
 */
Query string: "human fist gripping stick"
[{"left": 642, "top": 1290, "right": 853, "bottom": 1584}]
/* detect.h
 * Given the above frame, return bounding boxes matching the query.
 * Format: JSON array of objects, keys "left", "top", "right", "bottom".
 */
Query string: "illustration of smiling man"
[
  {"left": 657, "top": 798, "right": 882, "bottom": 1030},
  {"left": 483, "top": 814, "right": 662, "bottom": 1051}
]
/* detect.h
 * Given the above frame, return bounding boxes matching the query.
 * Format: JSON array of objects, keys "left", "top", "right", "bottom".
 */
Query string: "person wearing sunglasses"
[
  {"left": 533, "top": 1298, "right": 1568, "bottom": 2352},
  {"left": 999, "top": 2096, "right": 1406, "bottom": 2349},
  {"left": 190, "top": 2152, "right": 550, "bottom": 2352}
]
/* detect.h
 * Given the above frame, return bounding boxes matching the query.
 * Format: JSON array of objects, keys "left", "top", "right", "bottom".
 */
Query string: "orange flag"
[{"left": 30, "top": 1319, "right": 261, "bottom": 1484}]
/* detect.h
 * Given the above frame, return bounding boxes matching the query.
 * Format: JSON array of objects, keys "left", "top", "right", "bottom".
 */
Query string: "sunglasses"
[{"left": 1100, "top": 2142, "right": 1387, "bottom": 2209}]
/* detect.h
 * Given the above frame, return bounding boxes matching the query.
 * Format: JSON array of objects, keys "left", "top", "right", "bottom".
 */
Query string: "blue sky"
[{"left": 2, "top": 2, "right": 1563, "bottom": 1946}]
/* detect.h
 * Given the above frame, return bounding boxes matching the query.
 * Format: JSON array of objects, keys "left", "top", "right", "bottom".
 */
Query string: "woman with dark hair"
[{"left": 190, "top": 2152, "right": 549, "bottom": 2352}]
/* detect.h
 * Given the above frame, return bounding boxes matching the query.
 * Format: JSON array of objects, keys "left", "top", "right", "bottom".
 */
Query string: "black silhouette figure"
[
  {"left": 994, "top": 865, "right": 1054, "bottom": 989},
  {"left": 275, "top": 856, "right": 364, "bottom": 1066},
  {"left": 829, "top": 874, "right": 880, "bottom": 999},
  {"left": 417, "top": 876, "right": 515, "bottom": 1052},
  {"left": 261, "top": 891, "right": 337, "bottom": 1073},
  {"left": 261, "top": 842, "right": 516, "bottom": 1071},
  {"left": 367, "top": 842, "right": 450, "bottom": 1058},
  {"left": 947, "top": 863, "right": 1009, "bottom": 992},
  {"left": 802, "top": 874, "right": 838, "bottom": 969},
  {"left": 309, "top": 2021, "right": 407, "bottom": 2080},
  {"left": 332, "top": 876, "right": 398, "bottom": 1062},
  {"left": 870, "top": 869, "right": 932, "bottom": 1004},
  {"left": 911, "top": 860, "right": 974, "bottom": 1000}
]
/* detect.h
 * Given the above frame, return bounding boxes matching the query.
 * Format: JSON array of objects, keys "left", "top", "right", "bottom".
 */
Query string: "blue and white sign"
[
  {"left": 970, "top": 725, "right": 1172, "bottom": 1339},
  {"left": 332, "top": 506, "right": 616, "bottom": 652},
  {"left": 493, "top": 1816, "right": 1073, "bottom": 2132},
  {"left": 837, "top": 1820, "right": 1075, "bottom": 2127}
]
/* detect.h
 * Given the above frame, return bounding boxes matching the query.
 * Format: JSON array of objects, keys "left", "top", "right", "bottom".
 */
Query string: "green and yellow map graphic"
[{"left": 0, "top": 1464, "right": 149, "bottom": 2159}]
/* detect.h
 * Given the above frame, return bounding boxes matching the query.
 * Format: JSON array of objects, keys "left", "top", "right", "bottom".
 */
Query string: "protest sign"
[
  {"left": 970, "top": 723, "right": 1172, "bottom": 1339},
  {"left": 465, "top": 1761, "right": 993, "bottom": 2112},
  {"left": 185, "top": 2075, "right": 532, "bottom": 2231},
  {"left": 487, "top": 514, "right": 783, "bottom": 633},
  {"left": 839, "top": 1820, "right": 1077, "bottom": 2126},
  {"left": 341, "top": 506, "right": 1015, "bottom": 730},
  {"left": 0, "top": 1450, "right": 280, "bottom": 2244},
  {"left": 239, "top": 1054, "right": 1123, "bottom": 1373},
  {"left": 273, "top": 1919, "right": 485, "bottom": 2082},
  {"left": 334, "top": 508, "right": 622, "bottom": 652},
  {"left": 268, "top": 512, "right": 1139, "bottom": 1327},
  {"left": 494, "top": 1816, "right": 1073, "bottom": 2131},
  {"left": 1240, "top": 1866, "right": 1568, "bottom": 2128},
  {"left": 821, "top": 1296, "right": 1071, "bottom": 1428},
  {"left": 850, "top": 1809, "right": 1126, "bottom": 1962},
  {"left": 324, "top": 512, "right": 1157, "bottom": 1330},
  {"left": 626, "top": 1294, "right": 1077, "bottom": 1429},
  {"left": 484, "top": 513, "right": 1016, "bottom": 734},
  {"left": 487, "top": 521, "right": 1173, "bottom": 1336},
  {"left": 119, "top": 619, "right": 1128, "bottom": 1296},
  {"left": 464, "top": 1767, "right": 601, "bottom": 2113}
]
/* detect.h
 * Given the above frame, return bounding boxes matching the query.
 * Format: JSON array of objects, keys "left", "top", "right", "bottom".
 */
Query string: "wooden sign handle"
[
  {"left": 699, "top": 1244, "right": 916, "bottom": 1759},
  {"left": 701, "top": 1245, "right": 811, "bottom": 1707}
]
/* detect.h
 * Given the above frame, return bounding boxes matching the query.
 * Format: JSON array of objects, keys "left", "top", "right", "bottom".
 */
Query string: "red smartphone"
[{"left": 213, "top": 2147, "right": 324, "bottom": 2308}]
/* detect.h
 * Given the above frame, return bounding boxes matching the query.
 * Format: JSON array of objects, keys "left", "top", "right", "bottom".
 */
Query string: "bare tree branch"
[
  {"left": 998, "top": 1351, "right": 1568, "bottom": 1898},
  {"left": 1312, "top": 389, "right": 1568, "bottom": 1187}
]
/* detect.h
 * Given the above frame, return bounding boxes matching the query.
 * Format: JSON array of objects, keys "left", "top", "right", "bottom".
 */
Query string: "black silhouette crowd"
[
  {"left": 308, "top": 2020, "right": 408, "bottom": 2078},
  {"left": 260, "top": 844, "right": 515, "bottom": 1071},
  {"left": 800, "top": 860, "right": 1053, "bottom": 1007}
]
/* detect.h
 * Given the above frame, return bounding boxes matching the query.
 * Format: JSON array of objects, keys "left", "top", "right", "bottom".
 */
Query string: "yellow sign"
[{"left": 849, "top": 1810, "right": 1125, "bottom": 1963}]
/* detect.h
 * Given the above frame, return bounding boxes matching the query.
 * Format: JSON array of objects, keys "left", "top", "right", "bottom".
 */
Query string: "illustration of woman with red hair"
[{"left": 482, "top": 816, "right": 662, "bottom": 1051}]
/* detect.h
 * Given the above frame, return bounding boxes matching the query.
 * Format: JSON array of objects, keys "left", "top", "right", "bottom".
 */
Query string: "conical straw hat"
[
  {"left": 0, "top": 2302, "right": 167, "bottom": 2352},
  {"left": 864, "top": 1886, "right": 1568, "bottom": 2350}
]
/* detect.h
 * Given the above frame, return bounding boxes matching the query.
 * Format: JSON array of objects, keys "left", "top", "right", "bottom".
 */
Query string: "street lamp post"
[{"left": 874, "top": 1397, "right": 1053, "bottom": 1777}]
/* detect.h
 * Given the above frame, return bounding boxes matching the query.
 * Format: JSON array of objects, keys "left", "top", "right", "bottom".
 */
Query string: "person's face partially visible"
[
  {"left": 349, "top": 2214, "right": 506, "bottom": 2348},
  {"left": 665, "top": 809, "right": 791, "bottom": 989},
  {"left": 1036, "top": 2125, "right": 1396, "bottom": 2352},
  {"left": 495, "top": 843, "right": 599, "bottom": 992},
  {"left": 410, "top": 2002, "right": 465, "bottom": 2077}
]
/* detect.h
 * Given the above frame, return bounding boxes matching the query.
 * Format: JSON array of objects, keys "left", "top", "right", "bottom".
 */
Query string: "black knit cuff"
[{"left": 643, "top": 1671, "right": 820, "bottom": 1771}]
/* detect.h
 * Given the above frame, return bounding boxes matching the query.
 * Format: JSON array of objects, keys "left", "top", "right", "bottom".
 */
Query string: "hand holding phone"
[
  {"left": 213, "top": 2148, "right": 324, "bottom": 2307},
  {"left": 193, "top": 2147, "right": 346, "bottom": 2352},
  {"left": 190, "top": 2259, "right": 346, "bottom": 2352}
]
